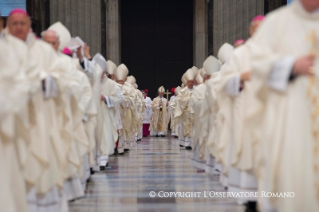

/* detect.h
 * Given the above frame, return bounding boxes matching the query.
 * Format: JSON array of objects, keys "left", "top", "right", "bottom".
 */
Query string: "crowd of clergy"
[
  {"left": 150, "top": 1, "right": 319, "bottom": 212},
  {"left": 1, "top": 0, "right": 319, "bottom": 211},
  {"left": 0, "top": 8, "right": 151, "bottom": 212}
]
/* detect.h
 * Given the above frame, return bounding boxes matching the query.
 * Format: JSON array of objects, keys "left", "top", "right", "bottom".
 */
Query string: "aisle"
[{"left": 69, "top": 136, "right": 244, "bottom": 212}]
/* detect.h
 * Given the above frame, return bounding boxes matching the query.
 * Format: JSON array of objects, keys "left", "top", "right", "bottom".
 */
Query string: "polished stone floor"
[{"left": 69, "top": 136, "right": 244, "bottom": 212}]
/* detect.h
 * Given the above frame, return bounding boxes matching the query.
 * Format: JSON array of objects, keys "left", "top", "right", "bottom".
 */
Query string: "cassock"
[
  {"left": 58, "top": 52, "right": 89, "bottom": 202},
  {"left": 135, "top": 87, "right": 145, "bottom": 140},
  {"left": 143, "top": 94, "right": 152, "bottom": 136},
  {"left": 48, "top": 22, "right": 90, "bottom": 202},
  {"left": 220, "top": 41, "right": 259, "bottom": 204},
  {"left": 0, "top": 32, "right": 31, "bottom": 212},
  {"left": 200, "top": 56, "right": 221, "bottom": 175},
  {"left": 115, "top": 64, "right": 136, "bottom": 153},
  {"left": 190, "top": 72, "right": 209, "bottom": 169},
  {"left": 123, "top": 77, "right": 138, "bottom": 148},
  {"left": 205, "top": 43, "right": 234, "bottom": 187},
  {"left": 247, "top": 1, "right": 319, "bottom": 211},
  {"left": 169, "top": 87, "right": 181, "bottom": 137},
  {"left": 149, "top": 86, "right": 169, "bottom": 136},
  {"left": 23, "top": 32, "right": 69, "bottom": 212},
  {"left": 174, "top": 69, "right": 196, "bottom": 148},
  {"left": 97, "top": 75, "right": 122, "bottom": 167}
]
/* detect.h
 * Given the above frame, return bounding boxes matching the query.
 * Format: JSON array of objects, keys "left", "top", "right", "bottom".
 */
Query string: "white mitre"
[
  {"left": 175, "top": 86, "right": 181, "bottom": 95},
  {"left": 181, "top": 83, "right": 185, "bottom": 88},
  {"left": 184, "top": 69, "right": 196, "bottom": 81},
  {"left": 115, "top": 66, "right": 128, "bottom": 81},
  {"left": 196, "top": 73, "right": 204, "bottom": 84},
  {"left": 217, "top": 43, "right": 234, "bottom": 64},
  {"left": 126, "top": 75, "right": 136, "bottom": 85},
  {"left": 199, "top": 68, "right": 206, "bottom": 78},
  {"left": 181, "top": 74, "right": 187, "bottom": 84},
  {"left": 118, "top": 64, "right": 129, "bottom": 75},
  {"left": 191, "top": 66, "right": 198, "bottom": 75},
  {"left": 106, "top": 60, "right": 117, "bottom": 75},
  {"left": 48, "top": 22, "right": 71, "bottom": 51},
  {"left": 203, "top": 55, "right": 221, "bottom": 75},
  {"left": 158, "top": 86, "right": 165, "bottom": 93}
]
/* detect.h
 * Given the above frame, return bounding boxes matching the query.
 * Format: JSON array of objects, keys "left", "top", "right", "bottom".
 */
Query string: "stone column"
[
  {"left": 50, "top": 0, "right": 102, "bottom": 56},
  {"left": 211, "top": 0, "right": 264, "bottom": 56},
  {"left": 106, "top": 0, "right": 120, "bottom": 65},
  {"left": 194, "top": 0, "right": 208, "bottom": 68}
]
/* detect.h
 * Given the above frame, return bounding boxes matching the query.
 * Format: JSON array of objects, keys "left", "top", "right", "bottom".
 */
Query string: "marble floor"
[{"left": 69, "top": 136, "right": 244, "bottom": 212}]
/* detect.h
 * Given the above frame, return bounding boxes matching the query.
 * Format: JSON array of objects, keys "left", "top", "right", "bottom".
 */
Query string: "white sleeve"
[
  {"left": 225, "top": 74, "right": 241, "bottom": 96},
  {"left": 82, "top": 57, "right": 92, "bottom": 73},
  {"left": 268, "top": 56, "right": 295, "bottom": 92},
  {"left": 105, "top": 96, "right": 114, "bottom": 108},
  {"left": 116, "top": 86, "right": 124, "bottom": 104},
  {"left": 44, "top": 75, "right": 59, "bottom": 99}
]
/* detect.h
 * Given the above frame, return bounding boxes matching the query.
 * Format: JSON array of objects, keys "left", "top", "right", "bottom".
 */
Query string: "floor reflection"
[{"left": 69, "top": 136, "right": 244, "bottom": 212}]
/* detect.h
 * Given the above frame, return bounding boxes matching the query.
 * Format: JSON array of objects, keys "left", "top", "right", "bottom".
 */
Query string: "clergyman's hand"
[
  {"left": 84, "top": 44, "right": 92, "bottom": 60},
  {"left": 240, "top": 71, "right": 251, "bottom": 82},
  {"left": 76, "top": 46, "right": 83, "bottom": 61},
  {"left": 101, "top": 94, "right": 106, "bottom": 101},
  {"left": 293, "top": 55, "right": 315, "bottom": 76}
]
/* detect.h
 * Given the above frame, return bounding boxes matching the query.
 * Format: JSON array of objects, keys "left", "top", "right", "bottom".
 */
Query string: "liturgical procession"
[{"left": 1, "top": 0, "right": 319, "bottom": 211}]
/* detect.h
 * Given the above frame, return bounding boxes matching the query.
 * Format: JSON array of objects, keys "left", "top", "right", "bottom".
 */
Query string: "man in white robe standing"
[
  {"left": 7, "top": 9, "right": 70, "bottom": 211},
  {"left": 200, "top": 56, "right": 222, "bottom": 174},
  {"left": 96, "top": 55, "right": 122, "bottom": 169},
  {"left": 217, "top": 15, "right": 264, "bottom": 211},
  {"left": 142, "top": 89, "right": 152, "bottom": 137},
  {"left": 205, "top": 43, "right": 234, "bottom": 187},
  {"left": 114, "top": 64, "right": 136, "bottom": 154},
  {"left": 0, "top": 13, "right": 31, "bottom": 211},
  {"left": 169, "top": 87, "right": 178, "bottom": 138},
  {"left": 42, "top": 25, "right": 91, "bottom": 202},
  {"left": 149, "top": 86, "right": 169, "bottom": 137},
  {"left": 248, "top": 0, "right": 319, "bottom": 211},
  {"left": 174, "top": 69, "right": 196, "bottom": 150}
]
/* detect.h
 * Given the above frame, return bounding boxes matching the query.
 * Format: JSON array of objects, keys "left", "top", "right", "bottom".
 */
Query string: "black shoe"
[
  {"left": 160, "top": 135, "right": 165, "bottom": 137},
  {"left": 185, "top": 146, "right": 192, "bottom": 150},
  {"left": 137, "top": 139, "right": 141, "bottom": 141},
  {"left": 174, "top": 136, "right": 178, "bottom": 138},
  {"left": 245, "top": 201, "right": 257, "bottom": 212},
  {"left": 100, "top": 166, "right": 106, "bottom": 171},
  {"left": 155, "top": 135, "right": 159, "bottom": 137},
  {"left": 113, "top": 148, "right": 119, "bottom": 156},
  {"left": 180, "top": 145, "right": 184, "bottom": 147},
  {"left": 119, "top": 152, "right": 124, "bottom": 155},
  {"left": 90, "top": 168, "right": 95, "bottom": 175},
  {"left": 124, "top": 149, "right": 130, "bottom": 152}
]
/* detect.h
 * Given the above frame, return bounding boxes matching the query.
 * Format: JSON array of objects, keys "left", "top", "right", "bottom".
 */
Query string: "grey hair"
[{"left": 41, "top": 30, "right": 60, "bottom": 39}]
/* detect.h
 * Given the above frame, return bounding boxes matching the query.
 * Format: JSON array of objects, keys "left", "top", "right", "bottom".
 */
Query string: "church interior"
[{"left": 1, "top": 0, "right": 317, "bottom": 212}]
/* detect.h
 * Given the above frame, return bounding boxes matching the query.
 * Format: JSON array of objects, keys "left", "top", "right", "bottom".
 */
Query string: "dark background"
[{"left": 121, "top": 0, "right": 194, "bottom": 99}]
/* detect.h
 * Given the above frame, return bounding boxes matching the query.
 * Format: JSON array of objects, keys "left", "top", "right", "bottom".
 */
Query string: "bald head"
[
  {"left": 42, "top": 30, "right": 60, "bottom": 51},
  {"left": 300, "top": 0, "right": 319, "bottom": 12},
  {"left": 7, "top": 11, "right": 31, "bottom": 41},
  {"left": 249, "top": 16, "right": 264, "bottom": 37}
]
